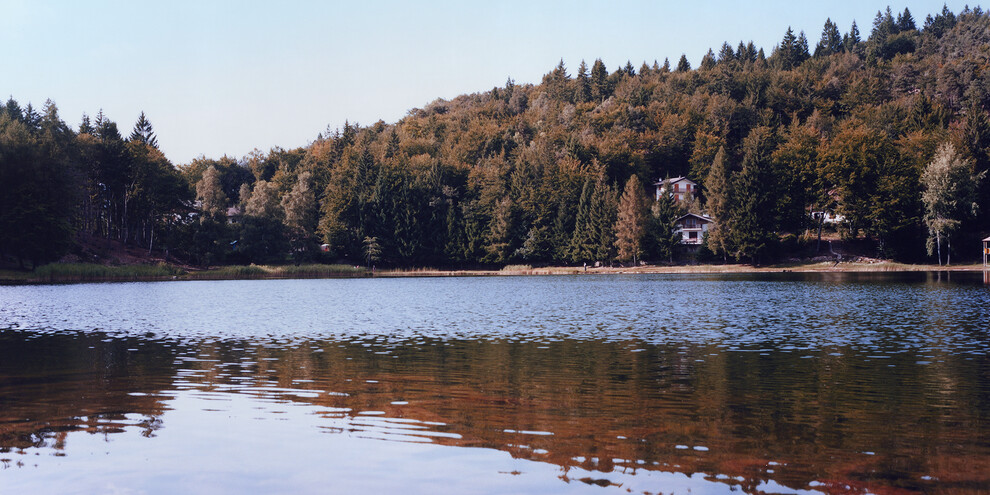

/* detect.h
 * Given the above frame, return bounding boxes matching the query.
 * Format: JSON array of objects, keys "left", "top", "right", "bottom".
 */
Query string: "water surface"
[{"left": 1, "top": 273, "right": 988, "bottom": 494}]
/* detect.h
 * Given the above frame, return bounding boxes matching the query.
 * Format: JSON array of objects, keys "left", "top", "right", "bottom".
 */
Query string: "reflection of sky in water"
[
  {"left": 2, "top": 389, "right": 782, "bottom": 495},
  {"left": 1, "top": 273, "right": 988, "bottom": 493}
]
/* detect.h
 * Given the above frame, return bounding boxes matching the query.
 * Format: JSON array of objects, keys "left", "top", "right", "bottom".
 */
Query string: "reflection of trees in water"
[
  {"left": 1, "top": 330, "right": 988, "bottom": 493},
  {"left": 177, "top": 336, "right": 990, "bottom": 492},
  {"left": 0, "top": 330, "right": 177, "bottom": 452}
]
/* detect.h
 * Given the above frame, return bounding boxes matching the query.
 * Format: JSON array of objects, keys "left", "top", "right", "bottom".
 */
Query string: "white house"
[
  {"left": 674, "top": 213, "right": 714, "bottom": 245},
  {"left": 654, "top": 177, "right": 697, "bottom": 202}
]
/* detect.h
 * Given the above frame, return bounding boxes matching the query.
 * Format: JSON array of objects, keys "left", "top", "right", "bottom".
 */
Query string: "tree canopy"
[{"left": 3, "top": 4, "right": 989, "bottom": 268}]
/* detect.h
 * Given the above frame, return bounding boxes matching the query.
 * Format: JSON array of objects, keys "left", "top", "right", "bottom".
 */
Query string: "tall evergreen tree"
[
  {"left": 897, "top": 7, "right": 916, "bottom": 31},
  {"left": 129, "top": 111, "right": 158, "bottom": 148},
  {"left": 700, "top": 49, "right": 717, "bottom": 70},
  {"left": 815, "top": 18, "right": 843, "bottom": 56},
  {"left": 649, "top": 180, "right": 683, "bottom": 263},
  {"left": 590, "top": 59, "right": 610, "bottom": 102},
  {"left": 614, "top": 175, "right": 649, "bottom": 264},
  {"left": 843, "top": 20, "right": 861, "bottom": 52},
  {"left": 731, "top": 127, "right": 777, "bottom": 264},
  {"left": 575, "top": 60, "right": 592, "bottom": 103},
  {"left": 676, "top": 54, "right": 691, "bottom": 72},
  {"left": 704, "top": 146, "right": 733, "bottom": 259},
  {"left": 569, "top": 178, "right": 595, "bottom": 262}
]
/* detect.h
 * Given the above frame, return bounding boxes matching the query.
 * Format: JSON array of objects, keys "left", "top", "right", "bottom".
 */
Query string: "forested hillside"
[{"left": 2, "top": 5, "right": 989, "bottom": 268}]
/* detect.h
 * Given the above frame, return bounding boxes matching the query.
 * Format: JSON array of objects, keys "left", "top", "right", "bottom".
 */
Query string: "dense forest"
[{"left": 2, "top": 5, "right": 989, "bottom": 268}]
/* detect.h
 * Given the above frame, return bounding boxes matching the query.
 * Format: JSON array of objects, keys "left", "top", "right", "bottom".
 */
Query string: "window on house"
[{"left": 689, "top": 231, "right": 698, "bottom": 239}]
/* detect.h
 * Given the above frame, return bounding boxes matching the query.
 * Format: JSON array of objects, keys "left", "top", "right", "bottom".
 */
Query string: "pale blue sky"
[{"left": 2, "top": 1, "right": 972, "bottom": 164}]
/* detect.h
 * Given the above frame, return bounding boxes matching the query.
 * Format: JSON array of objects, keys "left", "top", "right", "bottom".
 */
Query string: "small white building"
[
  {"left": 674, "top": 213, "right": 714, "bottom": 245},
  {"left": 810, "top": 211, "right": 845, "bottom": 225},
  {"left": 654, "top": 177, "right": 697, "bottom": 202}
]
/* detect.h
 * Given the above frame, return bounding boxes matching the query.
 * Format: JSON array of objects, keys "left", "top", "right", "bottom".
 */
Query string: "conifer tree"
[
  {"left": 590, "top": 176, "right": 618, "bottom": 262},
  {"left": 704, "top": 146, "right": 732, "bottom": 259},
  {"left": 650, "top": 180, "right": 682, "bottom": 263},
  {"left": 796, "top": 31, "right": 810, "bottom": 63},
  {"left": 815, "top": 18, "right": 843, "bottom": 56},
  {"left": 700, "top": 49, "right": 716, "bottom": 70},
  {"left": 676, "top": 54, "right": 691, "bottom": 72},
  {"left": 623, "top": 60, "right": 636, "bottom": 77},
  {"left": 897, "top": 7, "right": 916, "bottom": 31},
  {"left": 590, "top": 59, "right": 610, "bottom": 102},
  {"left": 614, "top": 175, "right": 649, "bottom": 264},
  {"left": 576, "top": 60, "right": 592, "bottom": 103},
  {"left": 718, "top": 42, "right": 736, "bottom": 64},
  {"left": 639, "top": 61, "right": 651, "bottom": 77},
  {"left": 843, "top": 20, "right": 861, "bottom": 52},
  {"left": 731, "top": 127, "right": 777, "bottom": 264},
  {"left": 660, "top": 58, "right": 671, "bottom": 73},
  {"left": 569, "top": 179, "right": 595, "bottom": 262},
  {"left": 129, "top": 111, "right": 158, "bottom": 148}
]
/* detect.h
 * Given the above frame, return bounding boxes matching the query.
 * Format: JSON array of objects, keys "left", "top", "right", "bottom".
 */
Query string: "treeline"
[{"left": 2, "top": 5, "right": 989, "bottom": 268}]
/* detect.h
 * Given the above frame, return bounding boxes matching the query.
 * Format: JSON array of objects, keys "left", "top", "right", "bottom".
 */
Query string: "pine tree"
[
  {"left": 676, "top": 54, "right": 691, "bottom": 72},
  {"left": 843, "top": 20, "right": 861, "bottom": 52},
  {"left": 590, "top": 176, "right": 618, "bottom": 262},
  {"left": 731, "top": 127, "right": 777, "bottom": 265},
  {"left": 815, "top": 18, "right": 843, "bottom": 56},
  {"left": 129, "top": 111, "right": 158, "bottom": 148},
  {"left": 590, "top": 59, "right": 610, "bottom": 102},
  {"left": 623, "top": 60, "right": 636, "bottom": 77},
  {"left": 650, "top": 180, "right": 683, "bottom": 263},
  {"left": 660, "top": 58, "right": 671, "bottom": 73},
  {"left": 639, "top": 61, "right": 652, "bottom": 76},
  {"left": 614, "top": 175, "right": 649, "bottom": 264},
  {"left": 576, "top": 60, "right": 592, "bottom": 103},
  {"left": 796, "top": 31, "right": 810, "bottom": 63},
  {"left": 776, "top": 27, "right": 800, "bottom": 69},
  {"left": 569, "top": 179, "right": 595, "bottom": 262},
  {"left": 700, "top": 49, "right": 716, "bottom": 70},
  {"left": 718, "top": 42, "right": 736, "bottom": 64},
  {"left": 897, "top": 7, "right": 916, "bottom": 31},
  {"left": 704, "top": 146, "right": 733, "bottom": 259},
  {"left": 79, "top": 115, "right": 94, "bottom": 136}
]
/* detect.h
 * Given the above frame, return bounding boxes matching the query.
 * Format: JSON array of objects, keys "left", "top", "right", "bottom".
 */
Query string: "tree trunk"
[
  {"left": 936, "top": 230, "right": 942, "bottom": 266},
  {"left": 947, "top": 235, "right": 951, "bottom": 266}
]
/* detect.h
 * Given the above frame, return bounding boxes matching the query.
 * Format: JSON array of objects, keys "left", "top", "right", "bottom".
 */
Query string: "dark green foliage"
[
  {"left": 129, "top": 111, "right": 158, "bottom": 148},
  {"left": 676, "top": 54, "right": 691, "bottom": 72},
  {"left": 730, "top": 127, "right": 778, "bottom": 264},
  {"left": 815, "top": 18, "right": 843, "bottom": 57},
  {"left": 0, "top": 106, "right": 80, "bottom": 267}
]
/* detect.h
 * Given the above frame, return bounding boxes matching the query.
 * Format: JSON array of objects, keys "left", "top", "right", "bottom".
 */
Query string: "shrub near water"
[{"left": 188, "top": 264, "right": 366, "bottom": 279}]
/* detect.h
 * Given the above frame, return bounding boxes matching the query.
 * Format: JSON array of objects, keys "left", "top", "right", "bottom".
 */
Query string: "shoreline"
[{"left": 1, "top": 261, "right": 988, "bottom": 285}]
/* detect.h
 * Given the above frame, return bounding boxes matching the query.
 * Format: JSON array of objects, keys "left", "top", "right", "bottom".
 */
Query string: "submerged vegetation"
[{"left": 2, "top": 5, "right": 989, "bottom": 270}]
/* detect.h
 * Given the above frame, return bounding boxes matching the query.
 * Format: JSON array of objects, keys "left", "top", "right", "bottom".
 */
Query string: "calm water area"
[{"left": 1, "top": 272, "right": 988, "bottom": 494}]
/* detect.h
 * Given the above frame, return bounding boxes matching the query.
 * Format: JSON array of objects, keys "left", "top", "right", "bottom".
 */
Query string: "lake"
[{"left": 1, "top": 272, "right": 988, "bottom": 494}]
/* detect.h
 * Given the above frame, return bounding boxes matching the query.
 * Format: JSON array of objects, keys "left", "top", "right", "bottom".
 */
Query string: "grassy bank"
[
  {"left": 185, "top": 264, "right": 367, "bottom": 280},
  {"left": 0, "top": 263, "right": 368, "bottom": 284},
  {"left": 28, "top": 263, "right": 185, "bottom": 283},
  {"left": 1, "top": 260, "right": 985, "bottom": 285}
]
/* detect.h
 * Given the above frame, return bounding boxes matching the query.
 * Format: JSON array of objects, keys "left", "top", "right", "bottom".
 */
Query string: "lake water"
[{"left": 1, "top": 273, "right": 988, "bottom": 494}]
